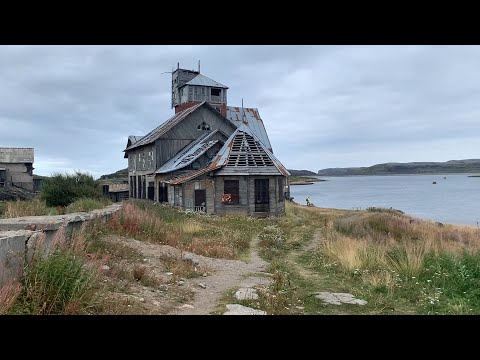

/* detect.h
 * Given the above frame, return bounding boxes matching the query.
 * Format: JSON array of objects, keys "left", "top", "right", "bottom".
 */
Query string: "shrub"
[{"left": 41, "top": 171, "right": 103, "bottom": 207}]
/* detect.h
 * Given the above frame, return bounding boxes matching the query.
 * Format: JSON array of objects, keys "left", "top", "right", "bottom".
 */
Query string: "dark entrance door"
[
  {"left": 194, "top": 189, "right": 206, "bottom": 212},
  {"left": 255, "top": 179, "right": 269, "bottom": 212},
  {"left": 148, "top": 182, "right": 154, "bottom": 200},
  {"left": 159, "top": 185, "right": 168, "bottom": 202}
]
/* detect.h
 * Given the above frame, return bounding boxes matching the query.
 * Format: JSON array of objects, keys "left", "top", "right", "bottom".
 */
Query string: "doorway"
[
  {"left": 194, "top": 189, "right": 206, "bottom": 212},
  {"left": 255, "top": 179, "right": 269, "bottom": 212}
]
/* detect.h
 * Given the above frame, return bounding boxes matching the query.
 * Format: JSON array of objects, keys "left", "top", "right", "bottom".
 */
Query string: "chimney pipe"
[
  {"left": 198, "top": 60, "right": 201, "bottom": 73},
  {"left": 177, "top": 62, "right": 179, "bottom": 70}
]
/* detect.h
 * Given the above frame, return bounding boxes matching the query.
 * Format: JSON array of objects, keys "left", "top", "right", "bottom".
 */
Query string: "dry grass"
[
  {"left": 181, "top": 222, "right": 203, "bottom": 234},
  {"left": 132, "top": 264, "right": 147, "bottom": 281},
  {"left": 160, "top": 254, "right": 207, "bottom": 279},
  {"left": 2, "top": 199, "right": 57, "bottom": 218},
  {"left": 101, "top": 201, "right": 265, "bottom": 260},
  {"left": 0, "top": 281, "right": 22, "bottom": 314}
]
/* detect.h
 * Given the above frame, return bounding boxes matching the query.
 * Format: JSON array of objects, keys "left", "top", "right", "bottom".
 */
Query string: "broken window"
[
  {"left": 211, "top": 88, "right": 221, "bottom": 97},
  {"left": 0, "top": 169, "right": 5, "bottom": 187},
  {"left": 223, "top": 180, "right": 239, "bottom": 205},
  {"left": 197, "top": 121, "right": 211, "bottom": 131}
]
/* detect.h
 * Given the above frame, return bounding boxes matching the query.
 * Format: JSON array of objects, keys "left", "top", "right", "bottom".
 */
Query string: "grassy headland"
[{"left": 2, "top": 200, "right": 479, "bottom": 315}]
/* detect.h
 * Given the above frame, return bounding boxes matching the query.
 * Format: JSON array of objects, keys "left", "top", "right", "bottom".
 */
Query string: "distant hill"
[
  {"left": 99, "top": 168, "right": 128, "bottom": 180},
  {"left": 288, "top": 169, "right": 318, "bottom": 176},
  {"left": 101, "top": 168, "right": 317, "bottom": 179},
  {"left": 318, "top": 159, "right": 480, "bottom": 176}
]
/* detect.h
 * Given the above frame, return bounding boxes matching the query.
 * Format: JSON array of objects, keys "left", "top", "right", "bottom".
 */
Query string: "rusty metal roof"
[
  {"left": 170, "top": 124, "right": 289, "bottom": 184},
  {"left": 182, "top": 74, "right": 228, "bottom": 89},
  {"left": 156, "top": 131, "right": 219, "bottom": 174},
  {"left": 226, "top": 107, "right": 273, "bottom": 152},
  {"left": 125, "top": 102, "right": 205, "bottom": 152}
]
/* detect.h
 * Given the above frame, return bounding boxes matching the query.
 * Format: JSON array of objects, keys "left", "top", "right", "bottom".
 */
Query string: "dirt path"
[
  {"left": 173, "top": 236, "right": 270, "bottom": 315},
  {"left": 105, "top": 235, "right": 270, "bottom": 315}
]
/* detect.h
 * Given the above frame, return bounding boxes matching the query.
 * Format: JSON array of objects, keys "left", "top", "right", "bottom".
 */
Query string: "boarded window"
[{"left": 223, "top": 180, "right": 239, "bottom": 205}]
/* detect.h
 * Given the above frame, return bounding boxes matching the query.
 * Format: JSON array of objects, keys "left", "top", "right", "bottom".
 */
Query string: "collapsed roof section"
[
  {"left": 168, "top": 124, "right": 289, "bottom": 185},
  {"left": 156, "top": 131, "right": 220, "bottom": 174}
]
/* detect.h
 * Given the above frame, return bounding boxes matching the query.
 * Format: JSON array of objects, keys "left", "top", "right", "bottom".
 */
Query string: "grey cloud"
[{"left": 0, "top": 45, "right": 479, "bottom": 176}]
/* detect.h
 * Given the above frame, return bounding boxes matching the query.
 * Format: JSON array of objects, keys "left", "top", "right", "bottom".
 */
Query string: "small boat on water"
[{"left": 433, "top": 181, "right": 437, "bottom": 184}]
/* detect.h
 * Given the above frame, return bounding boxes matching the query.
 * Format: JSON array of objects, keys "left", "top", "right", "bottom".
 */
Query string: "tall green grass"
[{"left": 11, "top": 227, "right": 100, "bottom": 315}]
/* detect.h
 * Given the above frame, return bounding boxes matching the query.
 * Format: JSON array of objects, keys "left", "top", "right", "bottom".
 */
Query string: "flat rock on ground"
[
  {"left": 315, "top": 292, "right": 367, "bottom": 305},
  {"left": 224, "top": 304, "right": 266, "bottom": 315},
  {"left": 234, "top": 287, "right": 259, "bottom": 301}
]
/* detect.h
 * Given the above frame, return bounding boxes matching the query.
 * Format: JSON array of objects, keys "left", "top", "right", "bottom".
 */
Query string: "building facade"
[
  {"left": 124, "top": 65, "right": 289, "bottom": 216},
  {"left": 0, "top": 148, "right": 34, "bottom": 191}
]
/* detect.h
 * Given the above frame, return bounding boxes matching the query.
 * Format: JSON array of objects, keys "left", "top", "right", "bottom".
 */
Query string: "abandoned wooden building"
[
  {"left": 101, "top": 181, "right": 130, "bottom": 202},
  {"left": 0, "top": 147, "right": 34, "bottom": 191},
  {"left": 124, "top": 64, "right": 290, "bottom": 216}
]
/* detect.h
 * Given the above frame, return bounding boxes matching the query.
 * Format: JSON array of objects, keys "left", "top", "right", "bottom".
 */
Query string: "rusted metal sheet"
[{"left": 226, "top": 107, "right": 273, "bottom": 152}]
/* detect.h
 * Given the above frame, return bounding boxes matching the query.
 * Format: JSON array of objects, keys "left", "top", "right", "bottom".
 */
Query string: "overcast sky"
[{"left": 1, "top": 45, "right": 479, "bottom": 177}]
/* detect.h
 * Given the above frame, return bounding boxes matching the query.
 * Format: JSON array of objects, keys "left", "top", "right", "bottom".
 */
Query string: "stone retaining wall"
[{"left": 0, "top": 204, "right": 122, "bottom": 286}]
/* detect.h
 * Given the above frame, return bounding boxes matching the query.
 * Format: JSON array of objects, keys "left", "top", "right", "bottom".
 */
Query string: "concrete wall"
[
  {"left": 0, "top": 148, "right": 34, "bottom": 163},
  {"left": 0, "top": 204, "right": 122, "bottom": 287},
  {"left": 0, "top": 162, "right": 34, "bottom": 191}
]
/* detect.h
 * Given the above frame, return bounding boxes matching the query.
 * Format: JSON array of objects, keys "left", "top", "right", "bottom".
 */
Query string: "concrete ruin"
[
  {"left": 0, "top": 147, "right": 34, "bottom": 191},
  {"left": 0, "top": 203, "right": 122, "bottom": 287}
]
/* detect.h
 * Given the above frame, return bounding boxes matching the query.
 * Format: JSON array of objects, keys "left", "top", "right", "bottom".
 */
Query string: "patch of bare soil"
[{"left": 97, "top": 235, "right": 271, "bottom": 315}]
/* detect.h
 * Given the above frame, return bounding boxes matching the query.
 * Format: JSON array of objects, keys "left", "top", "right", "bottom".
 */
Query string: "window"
[
  {"left": 211, "top": 88, "right": 221, "bottom": 96},
  {"left": 0, "top": 169, "right": 5, "bottom": 187},
  {"left": 197, "top": 121, "right": 211, "bottom": 131},
  {"left": 223, "top": 180, "right": 239, "bottom": 205}
]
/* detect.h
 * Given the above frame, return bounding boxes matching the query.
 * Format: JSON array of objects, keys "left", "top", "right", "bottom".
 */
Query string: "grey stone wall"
[{"left": 0, "top": 204, "right": 122, "bottom": 287}]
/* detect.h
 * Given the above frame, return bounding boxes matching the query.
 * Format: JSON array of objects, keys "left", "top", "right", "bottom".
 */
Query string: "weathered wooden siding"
[
  {"left": 246, "top": 175, "right": 285, "bottom": 217},
  {"left": 159, "top": 107, "right": 236, "bottom": 141},
  {"left": 214, "top": 175, "right": 249, "bottom": 216},
  {"left": 127, "top": 144, "right": 156, "bottom": 199},
  {"left": 155, "top": 139, "right": 193, "bottom": 169},
  {"left": 182, "top": 177, "right": 215, "bottom": 214},
  {"left": 127, "top": 145, "right": 155, "bottom": 173}
]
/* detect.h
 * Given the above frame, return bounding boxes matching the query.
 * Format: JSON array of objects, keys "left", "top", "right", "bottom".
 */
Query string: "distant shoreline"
[
  {"left": 289, "top": 176, "right": 327, "bottom": 185},
  {"left": 316, "top": 173, "right": 480, "bottom": 177}
]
